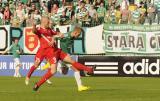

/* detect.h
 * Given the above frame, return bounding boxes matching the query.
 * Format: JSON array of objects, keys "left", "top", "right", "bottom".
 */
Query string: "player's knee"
[
  {"left": 64, "top": 56, "right": 75, "bottom": 64},
  {"left": 50, "top": 64, "right": 57, "bottom": 74},
  {"left": 34, "top": 61, "right": 40, "bottom": 68},
  {"left": 70, "top": 60, "right": 75, "bottom": 64},
  {"left": 50, "top": 69, "right": 56, "bottom": 74}
]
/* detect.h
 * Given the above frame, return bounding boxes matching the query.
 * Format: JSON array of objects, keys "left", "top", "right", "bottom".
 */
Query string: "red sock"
[
  {"left": 36, "top": 69, "right": 53, "bottom": 87},
  {"left": 27, "top": 65, "right": 36, "bottom": 78},
  {"left": 72, "top": 62, "right": 93, "bottom": 73}
]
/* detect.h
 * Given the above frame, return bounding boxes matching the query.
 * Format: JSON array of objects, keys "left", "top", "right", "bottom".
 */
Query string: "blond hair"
[{"left": 73, "top": 26, "right": 82, "bottom": 33}]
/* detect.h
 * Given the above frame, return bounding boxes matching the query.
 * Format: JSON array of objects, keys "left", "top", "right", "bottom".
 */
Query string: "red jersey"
[{"left": 36, "top": 27, "right": 57, "bottom": 49}]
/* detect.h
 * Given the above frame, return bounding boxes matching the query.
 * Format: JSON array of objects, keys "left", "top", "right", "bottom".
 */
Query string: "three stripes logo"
[{"left": 85, "top": 62, "right": 118, "bottom": 75}]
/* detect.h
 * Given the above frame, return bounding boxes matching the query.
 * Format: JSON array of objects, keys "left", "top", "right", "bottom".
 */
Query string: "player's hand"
[{"left": 58, "top": 32, "right": 64, "bottom": 38}]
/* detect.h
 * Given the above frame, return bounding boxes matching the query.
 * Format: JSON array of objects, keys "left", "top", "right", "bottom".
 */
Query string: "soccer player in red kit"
[
  {"left": 25, "top": 16, "right": 93, "bottom": 91},
  {"left": 25, "top": 16, "right": 62, "bottom": 86}
]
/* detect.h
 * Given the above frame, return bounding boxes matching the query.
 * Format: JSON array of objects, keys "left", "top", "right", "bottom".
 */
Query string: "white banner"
[
  {"left": 104, "top": 30, "right": 160, "bottom": 53},
  {"left": 85, "top": 24, "right": 105, "bottom": 54},
  {"left": 0, "top": 25, "right": 10, "bottom": 53}
]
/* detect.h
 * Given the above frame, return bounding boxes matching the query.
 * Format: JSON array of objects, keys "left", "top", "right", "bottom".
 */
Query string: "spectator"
[
  {"left": 66, "top": 5, "right": 75, "bottom": 24},
  {"left": 10, "top": 12, "right": 20, "bottom": 27},
  {"left": 52, "top": 0, "right": 60, "bottom": 7},
  {"left": 85, "top": 0, "right": 91, "bottom": 10},
  {"left": 47, "top": 0, "right": 59, "bottom": 13},
  {"left": 28, "top": 3, "right": 36, "bottom": 14},
  {"left": 121, "top": 6, "right": 129, "bottom": 24},
  {"left": 120, "top": 0, "right": 129, "bottom": 11},
  {"left": 128, "top": 2, "right": 137, "bottom": 12},
  {"left": 108, "top": 0, "right": 112, "bottom": 7},
  {"left": 147, "top": 3, "right": 155, "bottom": 25},
  {"left": 9, "top": 1, "right": 16, "bottom": 14},
  {"left": 75, "top": 0, "right": 81, "bottom": 14},
  {"left": 26, "top": 13, "right": 35, "bottom": 27},
  {"left": 156, "top": 1, "right": 160, "bottom": 24},
  {"left": 93, "top": 0, "right": 104, "bottom": 10},
  {"left": 33, "top": 9, "right": 41, "bottom": 24},
  {"left": 51, "top": 3, "right": 59, "bottom": 14},
  {"left": 97, "top": 2, "right": 106, "bottom": 23},
  {"left": 65, "top": 0, "right": 73, "bottom": 7},
  {"left": 76, "top": 1, "right": 89, "bottom": 24},
  {"left": 60, "top": 10, "right": 70, "bottom": 25},
  {"left": 31, "top": 0, "right": 40, "bottom": 8},
  {"left": 111, "top": 0, "right": 117, "bottom": 7},
  {"left": 50, "top": 4, "right": 60, "bottom": 25},
  {"left": 66, "top": 4, "right": 75, "bottom": 20},
  {"left": 40, "top": 1, "right": 48, "bottom": 15},
  {"left": 50, "top": 12, "right": 60, "bottom": 25},
  {"left": 0, "top": 0, "right": 157, "bottom": 27},
  {"left": 108, "top": 5, "right": 116, "bottom": 24},
  {"left": 88, "top": 5, "right": 98, "bottom": 23},
  {"left": 16, "top": 2, "right": 25, "bottom": 26},
  {"left": 129, "top": 5, "right": 141, "bottom": 24},
  {"left": 57, "top": 3, "right": 66, "bottom": 15},
  {"left": 115, "top": 5, "right": 121, "bottom": 24},
  {"left": 3, "top": 5, "right": 12, "bottom": 25},
  {"left": 50, "top": 3, "right": 60, "bottom": 25},
  {"left": 139, "top": 2, "right": 146, "bottom": 24}
]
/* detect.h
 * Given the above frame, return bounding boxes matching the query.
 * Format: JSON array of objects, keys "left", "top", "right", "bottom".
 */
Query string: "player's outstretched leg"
[
  {"left": 41, "top": 63, "right": 52, "bottom": 85},
  {"left": 72, "top": 62, "right": 93, "bottom": 73},
  {"left": 25, "top": 60, "right": 40, "bottom": 85},
  {"left": 63, "top": 55, "right": 93, "bottom": 73},
  {"left": 74, "top": 71, "right": 90, "bottom": 91},
  {"left": 33, "top": 64, "right": 56, "bottom": 91},
  {"left": 25, "top": 65, "right": 36, "bottom": 85}
]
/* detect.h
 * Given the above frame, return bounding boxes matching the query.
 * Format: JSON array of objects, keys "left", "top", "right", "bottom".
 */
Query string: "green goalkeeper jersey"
[{"left": 60, "top": 32, "right": 74, "bottom": 54}]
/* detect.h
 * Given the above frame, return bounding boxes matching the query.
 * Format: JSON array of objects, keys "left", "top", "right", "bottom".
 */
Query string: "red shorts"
[
  {"left": 54, "top": 48, "right": 68, "bottom": 61},
  {"left": 35, "top": 47, "right": 57, "bottom": 64}
]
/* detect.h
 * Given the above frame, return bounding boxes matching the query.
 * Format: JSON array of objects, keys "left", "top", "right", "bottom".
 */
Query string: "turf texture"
[{"left": 0, "top": 77, "right": 160, "bottom": 101}]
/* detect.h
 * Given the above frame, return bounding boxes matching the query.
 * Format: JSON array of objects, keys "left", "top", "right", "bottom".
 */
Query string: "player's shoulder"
[
  {"left": 51, "top": 29, "right": 57, "bottom": 34},
  {"left": 37, "top": 26, "right": 43, "bottom": 30}
]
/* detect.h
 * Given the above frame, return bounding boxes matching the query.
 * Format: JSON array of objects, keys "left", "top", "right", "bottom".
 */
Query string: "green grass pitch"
[{"left": 0, "top": 77, "right": 160, "bottom": 101}]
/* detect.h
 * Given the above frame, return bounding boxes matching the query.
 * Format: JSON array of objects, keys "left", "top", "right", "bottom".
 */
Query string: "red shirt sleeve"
[{"left": 51, "top": 29, "right": 58, "bottom": 35}]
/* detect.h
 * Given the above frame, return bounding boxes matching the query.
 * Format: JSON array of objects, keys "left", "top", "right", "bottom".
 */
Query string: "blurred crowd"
[
  {"left": 106, "top": 0, "right": 157, "bottom": 25},
  {"left": 0, "top": 0, "right": 160, "bottom": 28}
]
